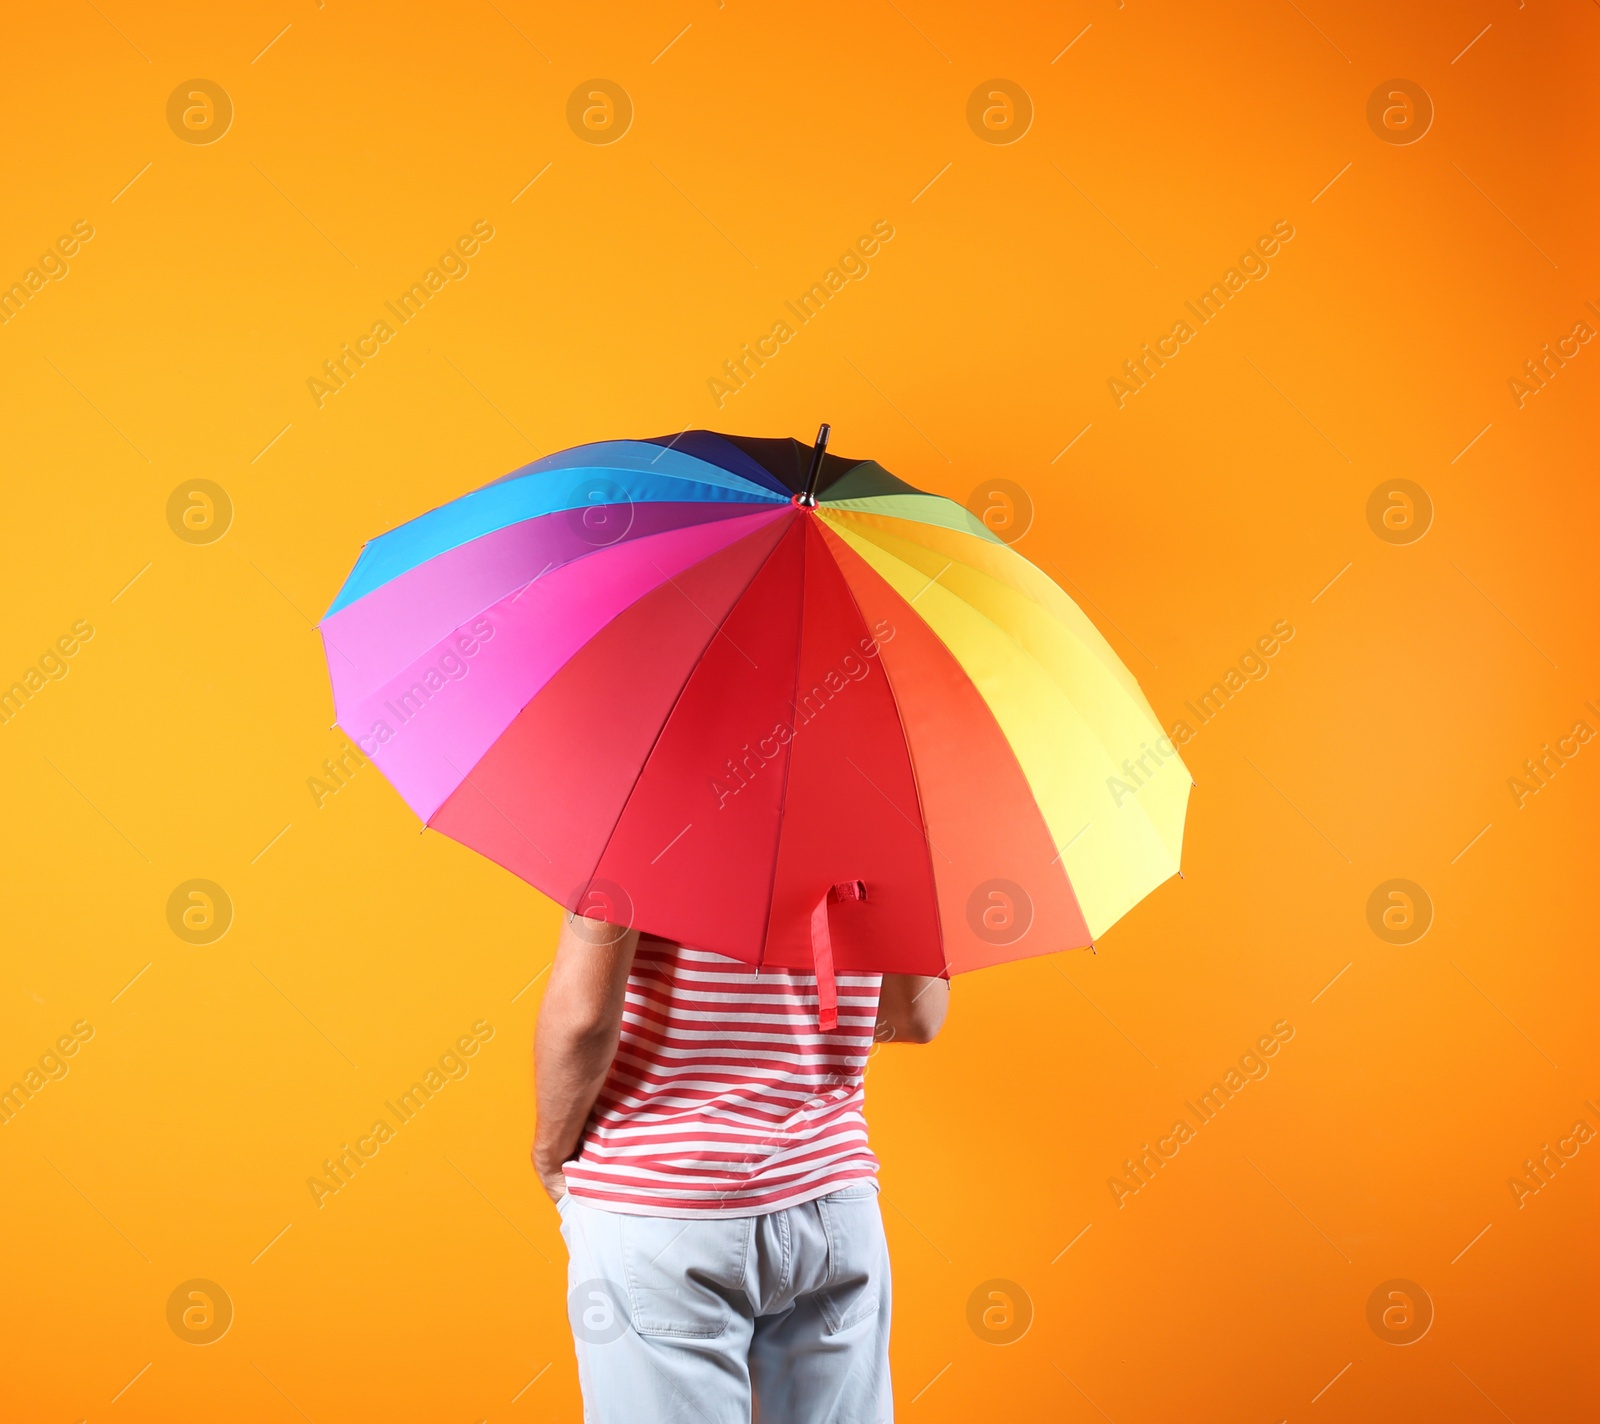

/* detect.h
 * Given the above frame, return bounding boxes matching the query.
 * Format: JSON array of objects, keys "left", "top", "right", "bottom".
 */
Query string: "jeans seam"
[{"left": 776, "top": 1206, "right": 793, "bottom": 1301}]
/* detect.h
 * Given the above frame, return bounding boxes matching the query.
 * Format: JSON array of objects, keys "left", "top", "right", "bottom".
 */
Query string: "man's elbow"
[
  {"left": 540, "top": 1000, "right": 622, "bottom": 1059},
  {"left": 895, "top": 985, "right": 950, "bottom": 1044},
  {"left": 564, "top": 1013, "right": 622, "bottom": 1056}
]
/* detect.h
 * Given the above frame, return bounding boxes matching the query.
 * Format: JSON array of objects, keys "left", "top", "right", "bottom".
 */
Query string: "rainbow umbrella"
[{"left": 320, "top": 428, "right": 1187, "bottom": 1024}]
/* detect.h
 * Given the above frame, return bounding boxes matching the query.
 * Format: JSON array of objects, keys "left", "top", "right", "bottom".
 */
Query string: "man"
[{"left": 534, "top": 908, "right": 949, "bottom": 1422}]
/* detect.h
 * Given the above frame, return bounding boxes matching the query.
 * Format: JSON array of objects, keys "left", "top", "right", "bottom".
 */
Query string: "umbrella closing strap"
[{"left": 810, "top": 880, "right": 867, "bottom": 1031}]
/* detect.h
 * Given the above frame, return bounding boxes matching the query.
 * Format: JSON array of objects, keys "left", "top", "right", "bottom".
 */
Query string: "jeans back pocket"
[{"left": 620, "top": 1214, "right": 751, "bottom": 1339}]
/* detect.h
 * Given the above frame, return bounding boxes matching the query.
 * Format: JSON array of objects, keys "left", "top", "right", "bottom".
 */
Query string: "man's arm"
[
  {"left": 532, "top": 913, "right": 638, "bottom": 1202},
  {"left": 874, "top": 973, "right": 949, "bottom": 1044}
]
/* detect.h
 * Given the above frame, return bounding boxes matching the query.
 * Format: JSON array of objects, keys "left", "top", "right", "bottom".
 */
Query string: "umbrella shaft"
[{"left": 799, "top": 422, "right": 831, "bottom": 507}]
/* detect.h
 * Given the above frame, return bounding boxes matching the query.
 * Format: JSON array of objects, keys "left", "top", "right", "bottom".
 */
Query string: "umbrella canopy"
[{"left": 320, "top": 430, "right": 1187, "bottom": 1015}]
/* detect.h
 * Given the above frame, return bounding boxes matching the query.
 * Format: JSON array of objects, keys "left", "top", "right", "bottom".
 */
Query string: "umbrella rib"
[
  {"left": 754, "top": 519, "right": 812, "bottom": 973},
  {"left": 328, "top": 494, "right": 780, "bottom": 636},
  {"left": 820, "top": 514, "right": 1140, "bottom": 943},
  {"left": 331, "top": 510, "right": 789, "bottom": 757},
  {"left": 843, "top": 754, "right": 949, "bottom": 864},
  {"left": 438, "top": 753, "right": 552, "bottom": 864},
  {"left": 815, "top": 517, "right": 951, "bottom": 971},
  {"left": 332, "top": 458, "right": 787, "bottom": 612},
  {"left": 651, "top": 559, "right": 760, "bottom": 669},
  {"left": 825, "top": 517, "right": 1181, "bottom": 865},
  {"left": 503, "top": 454, "right": 784, "bottom": 504},
  {"left": 582, "top": 517, "right": 800, "bottom": 922}
]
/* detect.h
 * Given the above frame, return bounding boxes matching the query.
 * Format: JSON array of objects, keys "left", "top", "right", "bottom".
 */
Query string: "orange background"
[{"left": 2, "top": 0, "right": 1596, "bottom": 1419}]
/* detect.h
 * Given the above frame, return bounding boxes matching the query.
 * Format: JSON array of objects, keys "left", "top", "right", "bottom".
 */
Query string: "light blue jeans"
[{"left": 557, "top": 1185, "right": 894, "bottom": 1423}]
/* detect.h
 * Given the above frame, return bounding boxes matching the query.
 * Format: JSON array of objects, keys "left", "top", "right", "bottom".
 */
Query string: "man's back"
[{"left": 564, "top": 937, "right": 882, "bottom": 1215}]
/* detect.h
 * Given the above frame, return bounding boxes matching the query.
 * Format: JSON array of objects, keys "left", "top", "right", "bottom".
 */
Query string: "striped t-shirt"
[{"left": 562, "top": 938, "right": 883, "bottom": 1217}]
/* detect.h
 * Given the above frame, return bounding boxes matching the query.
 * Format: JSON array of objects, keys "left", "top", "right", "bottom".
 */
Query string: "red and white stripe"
[{"left": 563, "top": 938, "right": 882, "bottom": 1217}]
